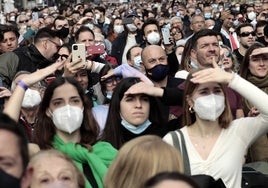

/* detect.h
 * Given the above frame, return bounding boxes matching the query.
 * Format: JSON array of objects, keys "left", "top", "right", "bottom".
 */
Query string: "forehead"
[
  {"left": 33, "top": 156, "right": 75, "bottom": 175},
  {"left": 144, "top": 24, "right": 158, "bottom": 32},
  {"left": 19, "top": 15, "right": 27, "bottom": 20},
  {"left": 0, "top": 130, "right": 20, "bottom": 154},
  {"left": 192, "top": 15, "right": 204, "bottom": 21},
  {"left": 3, "top": 31, "right": 17, "bottom": 38},
  {"left": 78, "top": 31, "right": 94, "bottom": 40},
  {"left": 194, "top": 82, "right": 221, "bottom": 92},
  {"left": 240, "top": 26, "right": 254, "bottom": 32},
  {"left": 55, "top": 19, "right": 68, "bottom": 25},
  {"left": 142, "top": 46, "right": 166, "bottom": 60},
  {"left": 51, "top": 83, "right": 80, "bottom": 99},
  {"left": 131, "top": 47, "right": 142, "bottom": 55},
  {"left": 196, "top": 36, "right": 218, "bottom": 46},
  {"left": 58, "top": 47, "right": 69, "bottom": 54},
  {"left": 114, "top": 19, "right": 122, "bottom": 25}
]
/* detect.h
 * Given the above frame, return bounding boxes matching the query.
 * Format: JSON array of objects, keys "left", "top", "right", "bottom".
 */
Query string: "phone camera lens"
[{"left": 73, "top": 45, "right": 78, "bottom": 50}]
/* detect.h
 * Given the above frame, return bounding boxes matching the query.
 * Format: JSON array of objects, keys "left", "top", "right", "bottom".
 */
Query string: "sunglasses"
[
  {"left": 54, "top": 53, "right": 69, "bottom": 60},
  {"left": 170, "top": 30, "right": 181, "bottom": 36},
  {"left": 240, "top": 31, "right": 256, "bottom": 37},
  {"left": 19, "top": 20, "right": 28, "bottom": 23},
  {"left": 103, "top": 76, "right": 122, "bottom": 84},
  {"left": 224, "top": 51, "right": 231, "bottom": 58}
]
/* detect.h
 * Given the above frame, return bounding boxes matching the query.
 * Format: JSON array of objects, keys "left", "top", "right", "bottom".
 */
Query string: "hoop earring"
[{"left": 189, "top": 106, "right": 194, "bottom": 113}]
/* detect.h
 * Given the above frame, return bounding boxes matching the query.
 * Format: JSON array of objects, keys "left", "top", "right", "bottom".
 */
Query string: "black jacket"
[
  {"left": 0, "top": 44, "right": 52, "bottom": 88},
  {"left": 111, "top": 30, "right": 144, "bottom": 64}
]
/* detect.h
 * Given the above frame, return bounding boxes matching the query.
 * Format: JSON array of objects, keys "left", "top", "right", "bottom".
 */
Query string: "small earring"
[{"left": 189, "top": 106, "right": 194, "bottom": 113}]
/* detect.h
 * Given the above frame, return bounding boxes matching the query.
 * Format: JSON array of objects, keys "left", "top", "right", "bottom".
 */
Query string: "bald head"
[{"left": 141, "top": 45, "right": 167, "bottom": 70}]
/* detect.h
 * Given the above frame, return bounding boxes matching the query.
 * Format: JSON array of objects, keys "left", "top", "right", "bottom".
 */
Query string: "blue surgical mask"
[
  {"left": 204, "top": 12, "right": 212, "bottom": 19},
  {"left": 133, "top": 55, "right": 142, "bottom": 70},
  {"left": 106, "top": 91, "right": 113, "bottom": 99},
  {"left": 121, "top": 117, "right": 151, "bottom": 134}
]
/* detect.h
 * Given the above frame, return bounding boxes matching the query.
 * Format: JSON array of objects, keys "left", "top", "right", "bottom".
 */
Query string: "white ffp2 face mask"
[
  {"left": 51, "top": 105, "right": 84, "bottom": 134},
  {"left": 22, "top": 89, "right": 42, "bottom": 108},
  {"left": 147, "top": 31, "right": 160, "bottom": 45},
  {"left": 113, "top": 25, "right": 124, "bottom": 34},
  {"left": 193, "top": 94, "right": 225, "bottom": 121}
]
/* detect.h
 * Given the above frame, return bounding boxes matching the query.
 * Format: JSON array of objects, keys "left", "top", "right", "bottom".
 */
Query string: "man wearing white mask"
[
  {"left": 141, "top": 18, "right": 180, "bottom": 76},
  {"left": 94, "top": 6, "right": 110, "bottom": 36},
  {"left": 10, "top": 71, "right": 43, "bottom": 142},
  {"left": 111, "top": 13, "right": 144, "bottom": 65}
]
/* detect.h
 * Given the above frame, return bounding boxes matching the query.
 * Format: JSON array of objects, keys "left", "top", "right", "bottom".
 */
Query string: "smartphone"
[
  {"left": 122, "top": 17, "right": 134, "bottom": 24},
  {"left": 87, "top": 45, "right": 105, "bottom": 55},
  {"left": 72, "top": 44, "right": 86, "bottom": 63},
  {"left": 162, "top": 27, "right": 171, "bottom": 45},
  {"left": 32, "top": 12, "right": 39, "bottom": 21}
]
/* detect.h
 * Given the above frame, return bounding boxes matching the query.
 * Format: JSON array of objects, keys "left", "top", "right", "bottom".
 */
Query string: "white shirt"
[{"left": 163, "top": 75, "right": 268, "bottom": 188}]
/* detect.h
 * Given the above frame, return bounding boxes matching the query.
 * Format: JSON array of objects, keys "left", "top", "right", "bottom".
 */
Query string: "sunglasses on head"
[{"left": 240, "top": 31, "right": 256, "bottom": 37}]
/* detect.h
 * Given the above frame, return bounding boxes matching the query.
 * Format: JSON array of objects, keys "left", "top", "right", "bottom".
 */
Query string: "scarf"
[
  {"left": 244, "top": 74, "right": 268, "bottom": 113},
  {"left": 52, "top": 135, "right": 117, "bottom": 188}
]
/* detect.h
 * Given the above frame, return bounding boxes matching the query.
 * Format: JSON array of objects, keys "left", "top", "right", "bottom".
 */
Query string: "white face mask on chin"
[
  {"left": 193, "top": 94, "right": 225, "bottom": 121},
  {"left": 51, "top": 105, "right": 84, "bottom": 134}
]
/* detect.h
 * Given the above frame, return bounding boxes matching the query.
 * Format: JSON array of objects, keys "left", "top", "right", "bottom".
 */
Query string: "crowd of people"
[{"left": 0, "top": 0, "right": 268, "bottom": 188}]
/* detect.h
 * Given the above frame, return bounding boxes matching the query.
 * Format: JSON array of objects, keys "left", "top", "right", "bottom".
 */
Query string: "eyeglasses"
[
  {"left": 170, "top": 30, "right": 181, "bottom": 36},
  {"left": 48, "top": 39, "right": 61, "bottom": 50},
  {"left": 19, "top": 19, "right": 29, "bottom": 23},
  {"left": 55, "top": 53, "right": 69, "bottom": 60},
  {"left": 103, "top": 76, "right": 122, "bottom": 84},
  {"left": 240, "top": 31, "right": 256, "bottom": 37}
]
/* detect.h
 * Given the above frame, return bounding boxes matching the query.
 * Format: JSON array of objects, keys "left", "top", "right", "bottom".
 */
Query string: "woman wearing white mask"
[
  {"left": 4, "top": 61, "right": 117, "bottom": 188},
  {"left": 163, "top": 61, "right": 268, "bottom": 188}
]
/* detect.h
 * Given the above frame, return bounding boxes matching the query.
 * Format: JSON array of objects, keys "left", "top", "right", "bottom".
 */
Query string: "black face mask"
[
  {"left": 0, "top": 168, "right": 21, "bottom": 188},
  {"left": 146, "top": 64, "right": 169, "bottom": 81},
  {"left": 57, "top": 26, "right": 69, "bottom": 38}
]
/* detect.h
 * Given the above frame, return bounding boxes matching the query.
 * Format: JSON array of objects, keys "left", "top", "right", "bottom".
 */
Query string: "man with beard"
[
  {"left": 0, "top": 28, "right": 61, "bottom": 88},
  {"left": 52, "top": 15, "right": 70, "bottom": 43},
  {"left": 219, "top": 10, "right": 238, "bottom": 50},
  {"left": 234, "top": 23, "right": 256, "bottom": 63}
]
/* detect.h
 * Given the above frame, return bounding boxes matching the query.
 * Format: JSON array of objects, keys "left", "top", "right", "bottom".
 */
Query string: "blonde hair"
[
  {"left": 104, "top": 135, "right": 183, "bottom": 188},
  {"left": 29, "top": 149, "right": 85, "bottom": 188}
]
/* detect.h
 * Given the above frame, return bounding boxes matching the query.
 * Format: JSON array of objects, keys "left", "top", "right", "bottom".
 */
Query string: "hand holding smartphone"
[
  {"left": 72, "top": 44, "right": 86, "bottom": 64},
  {"left": 162, "top": 27, "right": 171, "bottom": 45}
]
